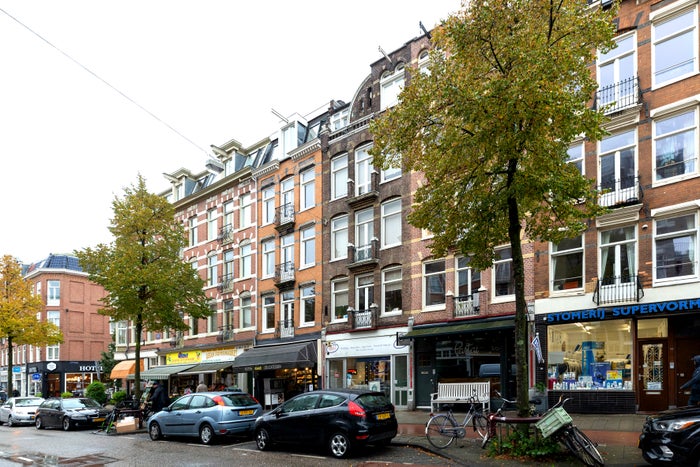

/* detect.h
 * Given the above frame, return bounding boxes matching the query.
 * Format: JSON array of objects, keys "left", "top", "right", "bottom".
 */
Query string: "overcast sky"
[{"left": 0, "top": 1, "right": 459, "bottom": 264}]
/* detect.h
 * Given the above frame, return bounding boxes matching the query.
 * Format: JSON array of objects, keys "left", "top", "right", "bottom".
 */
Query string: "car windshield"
[
  {"left": 221, "top": 393, "right": 258, "bottom": 407},
  {"left": 63, "top": 398, "right": 100, "bottom": 409},
  {"left": 16, "top": 399, "right": 42, "bottom": 407},
  {"left": 355, "top": 393, "right": 392, "bottom": 410}
]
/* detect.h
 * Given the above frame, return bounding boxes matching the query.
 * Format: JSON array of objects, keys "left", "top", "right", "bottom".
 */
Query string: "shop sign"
[
  {"left": 325, "top": 335, "right": 409, "bottom": 358},
  {"left": 31, "top": 374, "right": 41, "bottom": 381},
  {"left": 546, "top": 298, "right": 700, "bottom": 324},
  {"left": 165, "top": 351, "right": 202, "bottom": 365},
  {"left": 12, "top": 366, "right": 21, "bottom": 374}
]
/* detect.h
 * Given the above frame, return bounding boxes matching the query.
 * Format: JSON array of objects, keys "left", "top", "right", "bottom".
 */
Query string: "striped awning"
[{"left": 132, "top": 363, "right": 197, "bottom": 380}]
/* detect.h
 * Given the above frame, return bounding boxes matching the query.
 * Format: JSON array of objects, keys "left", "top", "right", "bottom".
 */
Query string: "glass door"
[
  {"left": 392, "top": 355, "right": 408, "bottom": 408},
  {"left": 638, "top": 340, "right": 668, "bottom": 412}
]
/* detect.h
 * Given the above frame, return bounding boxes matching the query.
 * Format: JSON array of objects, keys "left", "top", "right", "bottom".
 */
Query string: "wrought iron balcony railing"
[
  {"left": 453, "top": 294, "right": 480, "bottom": 318},
  {"left": 594, "top": 76, "right": 641, "bottom": 114},
  {"left": 597, "top": 175, "right": 643, "bottom": 208},
  {"left": 275, "top": 203, "right": 295, "bottom": 229},
  {"left": 274, "top": 261, "right": 295, "bottom": 286},
  {"left": 217, "top": 273, "right": 235, "bottom": 293},
  {"left": 351, "top": 306, "right": 377, "bottom": 329},
  {"left": 592, "top": 274, "right": 644, "bottom": 305},
  {"left": 277, "top": 319, "right": 294, "bottom": 339},
  {"left": 218, "top": 224, "right": 234, "bottom": 244}
]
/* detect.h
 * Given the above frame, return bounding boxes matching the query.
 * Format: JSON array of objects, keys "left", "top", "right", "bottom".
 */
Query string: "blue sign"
[
  {"left": 31, "top": 373, "right": 41, "bottom": 381},
  {"left": 545, "top": 298, "right": 700, "bottom": 324}
]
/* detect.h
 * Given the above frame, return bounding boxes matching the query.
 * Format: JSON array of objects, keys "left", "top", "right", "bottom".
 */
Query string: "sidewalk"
[{"left": 393, "top": 410, "right": 648, "bottom": 466}]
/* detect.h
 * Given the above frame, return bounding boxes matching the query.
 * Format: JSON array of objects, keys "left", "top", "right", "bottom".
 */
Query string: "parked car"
[
  {"left": 34, "top": 397, "right": 110, "bottom": 431},
  {"left": 0, "top": 397, "right": 44, "bottom": 426},
  {"left": 639, "top": 405, "right": 700, "bottom": 465},
  {"left": 148, "top": 391, "right": 262, "bottom": 445},
  {"left": 253, "top": 389, "right": 398, "bottom": 459}
]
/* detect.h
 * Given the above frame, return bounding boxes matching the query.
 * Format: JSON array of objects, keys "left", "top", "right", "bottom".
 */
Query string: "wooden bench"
[{"left": 430, "top": 381, "right": 491, "bottom": 413}]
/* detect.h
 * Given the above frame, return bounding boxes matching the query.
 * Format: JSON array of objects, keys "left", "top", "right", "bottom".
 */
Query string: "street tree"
[
  {"left": 0, "top": 255, "right": 63, "bottom": 396},
  {"left": 76, "top": 176, "right": 210, "bottom": 400},
  {"left": 371, "top": 0, "right": 617, "bottom": 415}
]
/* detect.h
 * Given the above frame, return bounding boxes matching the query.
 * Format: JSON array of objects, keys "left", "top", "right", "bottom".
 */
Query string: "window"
[
  {"left": 115, "top": 320, "right": 128, "bottom": 346},
  {"left": 331, "top": 278, "right": 349, "bottom": 321},
  {"left": 47, "top": 344, "right": 59, "bottom": 361},
  {"left": 281, "top": 177, "right": 294, "bottom": 221},
  {"left": 597, "top": 33, "right": 636, "bottom": 109},
  {"left": 207, "top": 303, "right": 217, "bottom": 333},
  {"left": 300, "top": 285, "right": 315, "bottom": 325},
  {"left": 331, "top": 215, "right": 348, "bottom": 260},
  {"left": 456, "top": 256, "right": 481, "bottom": 313},
  {"left": 380, "top": 63, "right": 405, "bottom": 110},
  {"left": 655, "top": 213, "right": 697, "bottom": 280},
  {"left": 355, "top": 208, "right": 374, "bottom": 261},
  {"left": 223, "top": 249, "right": 234, "bottom": 283},
  {"left": 239, "top": 193, "right": 252, "bottom": 229},
  {"left": 188, "top": 217, "right": 197, "bottom": 246},
  {"left": 494, "top": 247, "right": 515, "bottom": 297},
  {"left": 300, "top": 225, "right": 315, "bottom": 268},
  {"left": 300, "top": 167, "right": 315, "bottom": 210},
  {"left": 262, "top": 186, "right": 275, "bottom": 225},
  {"left": 331, "top": 154, "right": 348, "bottom": 199},
  {"left": 207, "top": 209, "right": 217, "bottom": 241},
  {"left": 262, "top": 295, "right": 275, "bottom": 332},
  {"left": 240, "top": 295, "right": 252, "bottom": 328},
  {"left": 207, "top": 253, "right": 218, "bottom": 287},
  {"left": 281, "top": 233, "right": 294, "bottom": 275},
  {"left": 331, "top": 108, "right": 349, "bottom": 130},
  {"left": 381, "top": 198, "right": 401, "bottom": 248},
  {"left": 355, "top": 145, "right": 373, "bottom": 196},
  {"left": 654, "top": 108, "right": 697, "bottom": 181},
  {"left": 599, "top": 129, "right": 636, "bottom": 207},
  {"left": 356, "top": 274, "right": 374, "bottom": 311},
  {"left": 381, "top": 155, "right": 402, "bottom": 182},
  {"left": 222, "top": 201, "right": 234, "bottom": 241},
  {"left": 223, "top": 299, "right": 233, "bottom": 329},
  {"left": 600, "top": 226, "right": 637, "bottom": 285},
  {"left": 652, "top": 7, "right": 697, "bottom": 87},
  {"left": 262, "top": 239, "right": 275, "bottom": 278},
  {"left": 423, "top": 260, "right": 446, "bottom": 308},
  {"left": 240, "top": 241, "right": 252, "bottom": 278},
  {"left": 190, "top": 314, "right": 199, "bottom": 335},
  {"left": 382, "top": 267, "right": 402, "bottom": 314},
  {"left": 551, "top": 236, "right": 584, "bottom": 291},
  {"left": 281, "top": 290, "right": 294, "bottom": 328},
  {"left": 567, "top": 142, "right": 584, "bottom": 174},
  {"left": 418, "top": 50, "right": 430, "bottom": 75},
  {"left": 47, "top": 280, "right": 60, "bottom": 306}
]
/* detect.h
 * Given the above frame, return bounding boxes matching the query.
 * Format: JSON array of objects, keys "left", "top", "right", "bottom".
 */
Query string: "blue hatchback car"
[{"left": 148, "top": 391, "right": 262, "bottom": 445}]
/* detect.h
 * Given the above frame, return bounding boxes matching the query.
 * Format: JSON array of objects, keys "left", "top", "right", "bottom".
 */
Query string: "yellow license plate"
[
  {"left": 376, "top": 412, "right": 390, "bottom": 420},
  {"left": 239, "top": 410, "right": 254, "bottom": 416},
  {"left": 94, "top": 418, "right": 105, "bottom": 422}
]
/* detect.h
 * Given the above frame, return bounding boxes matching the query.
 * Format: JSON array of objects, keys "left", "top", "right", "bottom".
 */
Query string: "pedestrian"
[
  {"left": 196, "top": 381, "right": 208, "bottom": 392},
  {"left": 680, "top": 355, "right": 700, "bottom": 406},
  {"left": 148, "top": 381, "right": 170, "bottom": 414}
]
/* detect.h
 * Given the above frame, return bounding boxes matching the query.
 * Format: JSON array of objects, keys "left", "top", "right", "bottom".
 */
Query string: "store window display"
[{"left": 547, "top": 320, "right": 633, "bottom": 390}]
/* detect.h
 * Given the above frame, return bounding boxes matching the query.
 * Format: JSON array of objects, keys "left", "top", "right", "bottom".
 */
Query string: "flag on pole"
[{"left": 531, "top": 332, "right": 544, "bottom": 364}]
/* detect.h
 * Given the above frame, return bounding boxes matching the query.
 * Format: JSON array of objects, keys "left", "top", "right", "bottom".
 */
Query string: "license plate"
[
  {"left": 239, "top": 410, "right": 254, "bottom": 416},
  {"left": 93, "top": 417, "right": 105, "bottom": 422},
  {"left": 376, "top": 412, "right": 390, "bottom": 420}
]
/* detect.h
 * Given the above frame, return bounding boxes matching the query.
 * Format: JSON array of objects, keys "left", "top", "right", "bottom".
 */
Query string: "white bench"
[{"left": 430, "top": 381, "right": 491, "bottom": 413}]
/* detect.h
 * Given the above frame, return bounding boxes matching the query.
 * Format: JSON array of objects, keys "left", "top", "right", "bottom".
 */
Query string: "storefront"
[
  {"left": 34, "top": 361, "right": 103, "bottom": 398},
  {"left": 538, "top": 298, "right": 700, "bottom": 413},
  {"left": 230, "top": 339, "right": 319, "bottom": 409},
  {"left": 405, "top": 317, "right": 515, "bottom": 409},
  {"left": 324, "top": 328, "right": 411, "bottom": 408}
]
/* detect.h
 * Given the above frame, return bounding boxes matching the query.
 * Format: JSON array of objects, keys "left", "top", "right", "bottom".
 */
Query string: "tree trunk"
[
  {"left": 6, "top": 337, "right": 13, "bottom": 397},
  {"left": 134, "top": 313, "right": 143, "bottom": 401}
]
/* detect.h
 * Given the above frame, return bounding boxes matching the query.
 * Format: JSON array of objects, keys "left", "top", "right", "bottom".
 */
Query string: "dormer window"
[{"left": 380, "top": 63, "right": 405, "bottom": 110}]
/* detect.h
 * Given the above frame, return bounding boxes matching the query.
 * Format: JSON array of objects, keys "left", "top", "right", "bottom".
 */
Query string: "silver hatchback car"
[
  {"left": 148, "top": 391, "right": 262, "bottom": 445},
  {"left": 0, "top": 397, "right": 44, "bottom": 426}
]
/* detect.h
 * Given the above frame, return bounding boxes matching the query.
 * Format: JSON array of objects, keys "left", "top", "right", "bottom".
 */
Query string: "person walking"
[
  {"left": 196, "top": 381, "right": 208, "bottom": 393},
  {"left": 680, "top": 355, "right": 700, "bottom": 406},
  {"left": 148, "top": 381, "right": 170, "bottom": 414}
]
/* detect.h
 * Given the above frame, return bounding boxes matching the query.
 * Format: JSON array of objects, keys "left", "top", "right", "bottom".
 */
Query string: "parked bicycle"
[
  {"left": 425, "top": 396, "right": 488, "bottom": 448},
  {"left": 481, "top": 391, "right": 604, "bottom": 466}
]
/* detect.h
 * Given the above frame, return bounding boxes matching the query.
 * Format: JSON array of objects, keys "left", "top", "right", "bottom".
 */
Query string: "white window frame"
[
  {"left": 381, "top": 267, "right": 402, "bottom": 316},
  {"left": 651, "top": 5, "right": 698, "bottom": 89},
  {"left": 550, "top": 236, "right": 584, "bottom": 293},
  {"left": 207, "top": 253, "right": 218, "bottom": 287},
  {"left": 188, "top": 217, "right": 197, "bottom": 246},
  {"left": 423, "top": 259, "right": 446, "bottom": 310},
  {"left": 355, "top": 208, "right": 374, "bottom": 261},
  {"left": 239, "top": 193, "right": 252, "bottom": 229},
  {"left": 300, "top": 225, "right": 315, "bottom": 268},
  {"left": 380, "top": 63, "right": 405, "bottom": 110},
  {"left": 262, "top": 295, "right": 276, "bottom": 333},
  {"left": 223, "top": 201, "right": 234, "bottom": 234},
  {"left": 281, "top": 233, "right": 294, "bottom": 273},
  {"left": 223, "top": 249, "right": 234, "bottom": 282},
  {"left": 653, "top": 211, "right": 698, "bottom": 283},
  {"left": 240, "top": 295, "right": 252, "bottom": 329},
  {"left": 599, "top": 225, "right": 637, "bottom": 285},
  {"left": 567, "top": 141, "right": 585, "bottom": 175},
  {"left": 331, "top": 278, "right": 349, "bottom": 322},
  {"left": 381, "top": 198, "right": 401, "bottom": 248},
  {"left": 331, "top": 153, "right": 348, "bottom": 200},
  {"left": 207, "top": 303, "right": 218, "bottom": 334},
  {"left": 355, "top": 274, "right": 374, "bottom": 312},
  {"left": 239, "top": 241, "right": 252, "bottom": 278},
  {"left": 355, "top": 145, "right": 374, "bottom": 196},
  {"left": 300, "top": 285, "right": 315, "bottom": 326},
  {"left": 493, "top": 246, "right": 515, "bottom": 301},
  {"left": 262, "top": 239, "right": 275, "bottom": 278},
  {"left": 331, "top": 108, "right": 349, "bottom": 131},
  {"left": 47, "top": 280, "right": 60, "bottom": 306},
  {"left": 300, "top": 166, "right": 315, "bottom": 211},
  {"left": 598, "top": 129, "right": 637, "bottom": 207},
  {"left": 262, "top": 185, "right": 275, "bottom": 225},
  {"left": 331, "top": 214, "right": 348, "bottom": 261},
  {"left": 207, "top": 209, "right": 217, "bottom": 241},
  {"left": 597, "top": 32, "right": 637, "bottom": 109},
  {"left": 281, "top": 177, "right": 294, "bottom": 218},
  {"left": 653, "top": 107, "right": 698, "bottom": 184},
  {"left": 456, "top": 256, "right": 481, "bottom": 308}
]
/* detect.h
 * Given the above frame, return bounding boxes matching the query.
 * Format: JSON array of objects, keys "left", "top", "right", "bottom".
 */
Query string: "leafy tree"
[
  {"left": 371, "top": 0, "right": 616, "bottom": 415},
  {"left": 100, "top": 340, "right": 118, "bottom": 385},
  {"left": 0, "top": 255, "right": 63, "bottom": 396},
  {"left": 75, "top": 176, "right": 210, "bottom": 400}
]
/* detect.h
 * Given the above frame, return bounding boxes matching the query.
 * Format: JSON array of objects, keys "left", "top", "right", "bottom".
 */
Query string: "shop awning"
[
  {"left": 231, "top": 341, "right": 317, "bottom": 371},
  {"left": 133, "top": 363, "right": 197, "bottom": 380},
  {"left": 405, "top": 317, "right": 515, "bottom": 339},
  {"left": 178, "top": 360, "right": 234, "bottom": 375},
  {"left": 109, "top": 360, "right": 143, "bottom": 380}
]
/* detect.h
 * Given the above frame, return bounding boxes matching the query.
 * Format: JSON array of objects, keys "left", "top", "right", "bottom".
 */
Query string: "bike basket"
[{"left": 535, "top": 407, "right": 572, "bottom": 437}]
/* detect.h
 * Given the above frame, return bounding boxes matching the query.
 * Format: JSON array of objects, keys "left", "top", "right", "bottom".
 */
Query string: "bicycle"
[
  {"left": 481, "top": 391, "right": 604, "bottom": 467},
  {"left": 425, "top": 396, "right": 488, "bottom": 449}
]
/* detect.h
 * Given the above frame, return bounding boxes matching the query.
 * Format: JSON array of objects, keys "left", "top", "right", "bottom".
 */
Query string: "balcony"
[
  {"left": 351, "top": 304, "right": 378, "bottom": 330},
  {"left": 597, "top": 175, "right": 643, "bottom": 208},
  {"left": 216, "top": 326, "right": 235, "bottom": 342},
  {"left": 218, "top": 224, "right": 234, "bottom": 244},
  {"left": 274, "top": 261, "right": 295, "bottom": 289},
  {"left": 217, "top": 273, "right": 235, "bottom": 293},
  {"left": 592, "top": 274, "right": 644, "bottom": 306},
  {"left": 275, "top": 203, "right": 295, "bottom": 232},
  {"left": 277, "top": 319, "right": 294, "bottom": 339},
  {"left": 347, "top": 172, "right": 379, "bottom": 208},
  {"left": 594, "top": 76, "right": 641, "bottom": 115},
  {"left": 347, "top": 239, "right": 379, "bottom": 270},
  {"left": 453, "top": 294, "right": 480, "bottom": 318}
]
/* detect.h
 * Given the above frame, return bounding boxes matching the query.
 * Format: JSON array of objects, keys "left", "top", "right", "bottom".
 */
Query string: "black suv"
[
  {"left": 639, "top": 405, "right": 700, "bottom": 465},
  {"left": 254, "top": 389, "right": 397, "bottom": 459}
]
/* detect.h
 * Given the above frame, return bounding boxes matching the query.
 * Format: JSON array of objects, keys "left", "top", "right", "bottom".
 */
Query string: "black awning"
[
  {"left": 231, "top": 341, "right": 317, "bottom": 372},
  {"left": 133, "top": 363, "right": 197, "bottom": 380},
  {"left": 405, "top": 317, "right": 515, "bottom": 339},
  {"left": 178, "top": 360, "right": 234, "bottom": 375}
]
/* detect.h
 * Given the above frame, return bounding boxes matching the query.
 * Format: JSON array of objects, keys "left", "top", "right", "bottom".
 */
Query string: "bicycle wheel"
[
  {"left": 562, "top": 426, "right": 604, "bottom": 467},
  {"left": 425, "top": 414, "right": 457, "bottom": 449},
  {"left": 472, "top": 413, "right": 488, "bottom": 441}
]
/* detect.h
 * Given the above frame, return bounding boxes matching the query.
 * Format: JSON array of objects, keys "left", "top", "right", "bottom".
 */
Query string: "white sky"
[{"left": 0, "top": 1, "right": 459, "bottom": 264}]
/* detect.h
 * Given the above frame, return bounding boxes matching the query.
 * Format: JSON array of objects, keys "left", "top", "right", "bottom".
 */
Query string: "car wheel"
[
  {"left": 199, "top": 424, "right": 215, "bottom": 445},
  {"left": 6, "top": 416, "right": 13, "bottom": 427},
  {"left": 255, "top": 428, "right": 271, "bottom": 451},
  {"left": 62, "top": 417, "right": 72, "bottom": 431},
  {"left": 35, "top": 417, "right": 44, "bottom": 430},
  {"left": 328, "top": 432, "right": 351, "bottom": 459},
  {"left": 149, "top": 421, "right": 162, "bottom": 441}
]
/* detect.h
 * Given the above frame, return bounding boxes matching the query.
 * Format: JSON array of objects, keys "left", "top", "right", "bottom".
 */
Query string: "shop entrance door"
[
  {"left": 392, "top": 355, "right": 409, "bottom": 408},
  {"left": 415, "top": 351, "right": 434, "bottom": 408},
  {"left": 638, "top": 340, "right": 668, "bottom": 412},
  {"left": 676, "top": 337, "right": 700, "bottom": 406}
]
